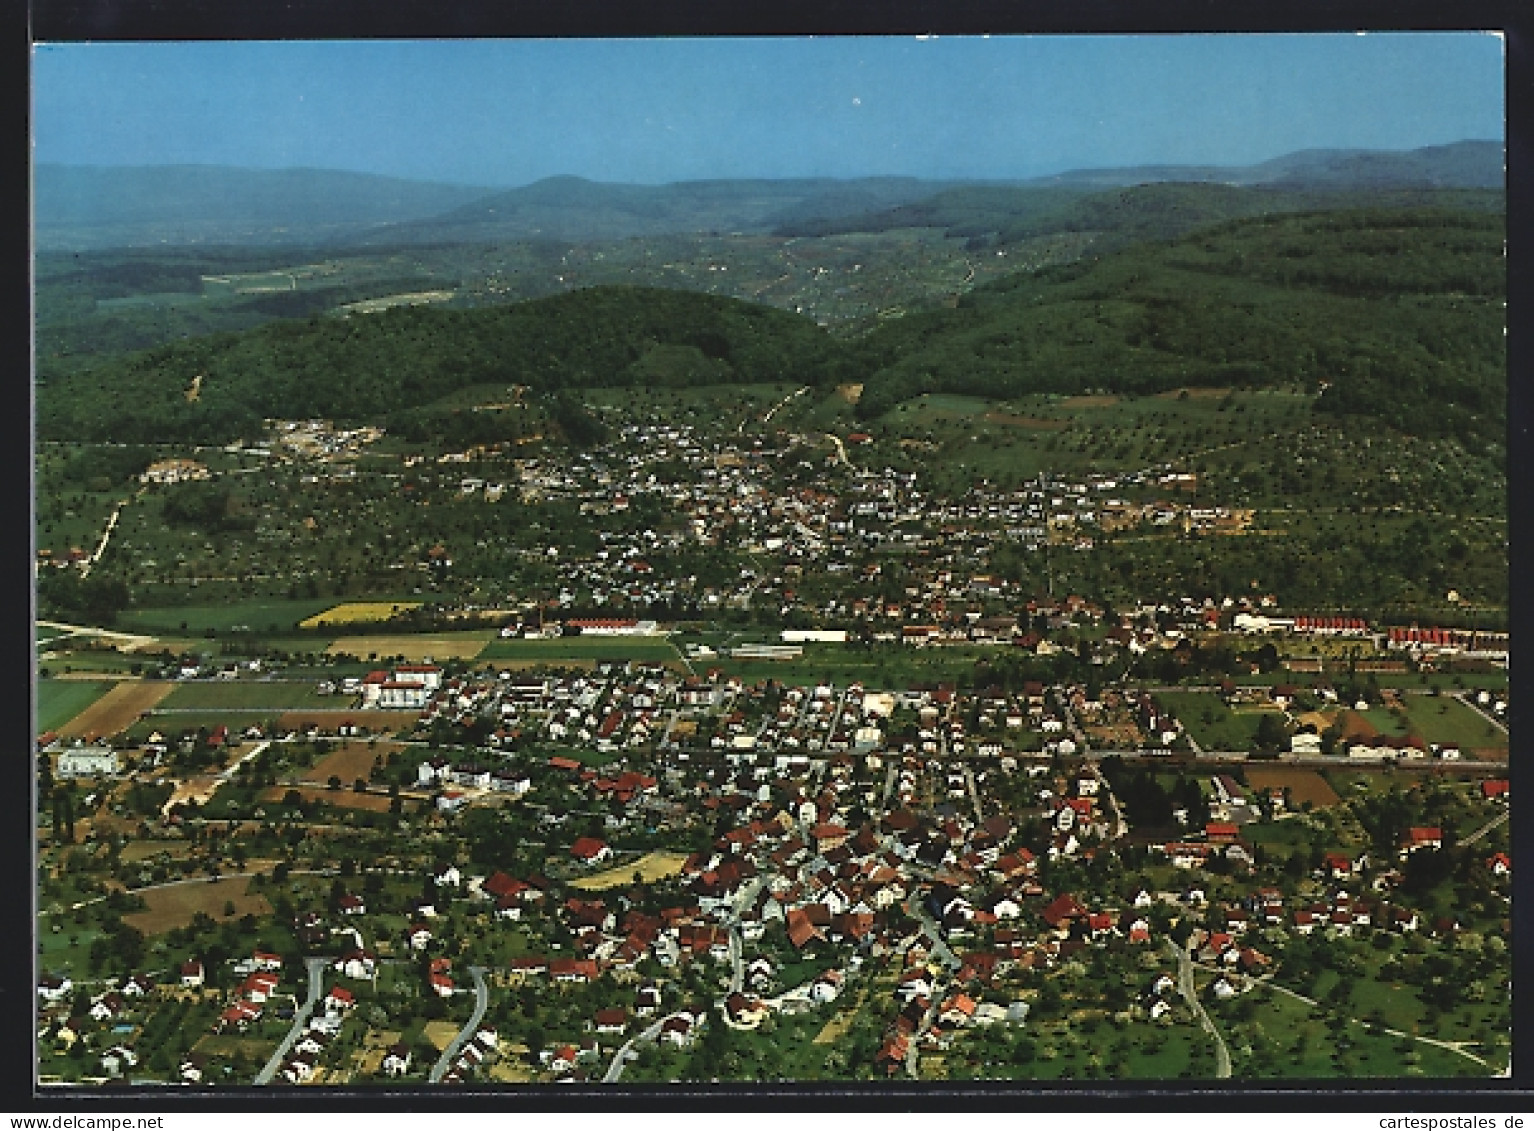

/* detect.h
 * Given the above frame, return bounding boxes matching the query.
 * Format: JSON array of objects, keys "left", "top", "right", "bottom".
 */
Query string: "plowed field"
[{"left": 60, "top": 680, "right": 175, "bottom": 739}]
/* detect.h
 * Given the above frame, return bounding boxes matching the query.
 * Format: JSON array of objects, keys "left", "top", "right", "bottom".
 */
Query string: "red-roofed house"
[
  {"left": 570, "top": 837, "right": 613, "bottom": 865},
  {"left": 1041, "top": 893, "right": 1087, "bottom": 929},
  {"left": 325, "top": 986, "right": 355, "bottom": 1011},
  {"left": 1403, "top": 827, "right": 1443, "bottom": 854}
]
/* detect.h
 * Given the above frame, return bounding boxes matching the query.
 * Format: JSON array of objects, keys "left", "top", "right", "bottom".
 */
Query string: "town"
[{"left": 36, "top": 396, "right": 1511, "bottom": 1085}]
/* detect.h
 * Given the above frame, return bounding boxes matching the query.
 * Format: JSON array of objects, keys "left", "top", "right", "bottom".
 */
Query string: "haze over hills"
[
  {"left": 341, "top": 175, "right": 964, "bottom": 248},
  {"left": 32, "top": 164, "right": 499, "bottom": 251},
  {"left": 33, "top": 140, "right": 1502, "bottom": 252},
  {"left": 1020, "top": 139, "right": 1503, "bottom": 190}
]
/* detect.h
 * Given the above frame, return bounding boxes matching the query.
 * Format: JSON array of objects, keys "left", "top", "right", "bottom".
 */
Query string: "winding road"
[
  {"left": 602, "top": 1011, "right": 688, "bottom": 1084},
  {"left": 1167, "top": 939, "right": 1231, "bottom": 1078},
  {"left": 429, "top": 965, "right": 490, "bottom": 1082},
  {"left": 254, "top": 956, "right": 327, "bottom": 1085}
]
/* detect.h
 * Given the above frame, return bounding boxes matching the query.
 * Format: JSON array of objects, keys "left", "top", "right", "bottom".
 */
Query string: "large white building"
[{"left": 56, "top": 745, "right": 120, "bottom": 778}]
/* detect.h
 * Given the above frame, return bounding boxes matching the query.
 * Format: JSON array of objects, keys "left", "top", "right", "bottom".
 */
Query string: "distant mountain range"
[
  {"left": 32, "top": 165, "right": 497, "bottom": 251},
  {"left": 33, "top": 140, "right": 1503, "bottom": 252},
  {"left": 1021, "top": 139, "right": 1504, "bottom": 190}
]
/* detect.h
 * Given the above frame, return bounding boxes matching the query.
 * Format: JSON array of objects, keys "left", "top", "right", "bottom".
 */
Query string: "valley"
[{"left": 32, "top": 148, "right": 1510, "bottom": 1088}]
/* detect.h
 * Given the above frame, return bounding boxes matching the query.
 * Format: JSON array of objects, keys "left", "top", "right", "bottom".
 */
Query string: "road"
[
  {"left": 741, "top": 386, "right": 809, "bottom": 434},
  {"left": 962, "top": 763, "right": 984, "bottom": 826},
  {"left": 904, "top": 899, "right": 960, "bottom": 973},
  {"left": 1455, "top": 691, "right": 1508, "bottom": 737},
  {"left": 254, "top": 956, "right": 327, "bottom": 1084},
  {"left": 1088, "top": 760, "right": 1129, "bottom": 839},
  {"left": 727, "top": 926, "right": 744, "bottom": 995},
  {"left": 1460, "top": 808, "right": 1510, "bottom": 846},
  {"left": 825, "top": 433, "right": 851, "bottom": 468},
  {"left": 1167, "top": 938, "right": 1230, "bottom": 1078},
  {"left": 80, "top": 500, "right": 129, "bottom": 579},
  {"left": 429, "top": 965, "right": 490, "bottom": 1083},
  {"left": 1055, "top": 693, "right": 1090, "bottom": 753},
  {"left": 602, "top": 1011, "right": 687, "bottom": 1084},
  {"left": 37, "top": 620, "right": 160, "bottom": 652}
]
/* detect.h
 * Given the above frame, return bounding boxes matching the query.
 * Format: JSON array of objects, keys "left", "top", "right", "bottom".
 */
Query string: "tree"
[{"left": 1254, "top": 712, "right": 1289, "bottom": 753}]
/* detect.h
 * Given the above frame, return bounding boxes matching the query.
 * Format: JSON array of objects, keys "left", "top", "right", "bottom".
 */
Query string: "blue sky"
[{"left": 31, "top": 34, "right": 1505, "bottom": 186}]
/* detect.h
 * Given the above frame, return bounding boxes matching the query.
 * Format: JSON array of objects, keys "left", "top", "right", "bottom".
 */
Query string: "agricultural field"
[
  {"left": 58, "top": 679, "right": 175, "bottom": 739},
  {"left": 277, "top": 709, "right": 420, "bottom": 734},
  {"left": 258, "top": 784, "right": 394, "bottom": 813},
  {"left": 121, "top": 874, "right": 273, "bottom": 936},
  {"left": 325, "top": 633, "right": 492, "bottom": 661},
  {"left": 1215, "top": 977, "right": 1495, "bottom": 1079},
  {"left": 569, "top": 850, "right": 690, "bottom": 891},
  {"left": 117, "top": 597, "right": 340, "bottom": 635},
  {"left": 1399, "top": 694, "right": 1507, "bottom": 750},
  {"left": 1244, "top": 768, "right": 1342, "bottom": 809},
  {"left": 863, "top": 387, "right": 1318, "bottom": 490},
  {"left": 711, "top": 646, "right": 986, "bottom": 688},
  {"left": 36, "top": 678, "right": 114, "bottom": 734},
  {"left": 119, "top": 839, "right": 196, "bottom": 864},
  {"left": 300, "top": 601, "right": 425, "bottom": 628},
  {"left": 302, "top": 741, "right": 403, "bottom": 787},
  {"left": 479, "top": 635, "right": 678, "bottom": 662},
  {"left": 1152, "top": 691, "right": 1265, "bottom": 752},
  {"left": 1353, "top": 707, "right": 1412, "bottom": 739},
  {"left": 158, "top": 680, "right": 332, "bottom": 711}
]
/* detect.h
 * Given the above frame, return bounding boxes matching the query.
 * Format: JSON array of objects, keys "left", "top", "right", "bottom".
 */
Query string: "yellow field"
[
  {"left": 351, "top": 1029, "right": 402, "bottom": 1077},
  {"left": 324, "top": 633, "right": 492, "bottom": 661},
  {"left": 813, "top": 997, "right": 863, "bottom": 1045},
  {"left": 300, "top": 602, "right": 423, "bottom": 628},
  {"left": 422, "top": 1021, "right": 461, "bottom": 1052},
  {"left": 570, "top": 850, "right": 690, "bottom": 891},
  {"left": 487, "top": 1047, "right": 534, "bottom": 1082}
]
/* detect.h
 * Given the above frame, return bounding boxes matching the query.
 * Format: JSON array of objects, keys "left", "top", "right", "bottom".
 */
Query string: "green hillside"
[
  {"left": 36, "top": 285, "right": 852, "bottom": 445},
  {"left": 38, "top": 204, "right": 1504, "bottom": 452},
  {"left": 850, "top": 206, "right": 1505, "bottom": 447},
  {"left": 776, "top": 178, "right": 1502, "bottom": 253}
]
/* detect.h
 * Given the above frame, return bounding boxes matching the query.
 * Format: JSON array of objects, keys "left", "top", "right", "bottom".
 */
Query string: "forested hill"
[
  {"left": 847, "top": 206, "right": 1505, "bottom": 446},
  {"left": 36, "top": 286, "right": 852, "bottom": 445},
  {"left": 774, "top": 179, "right": 1503, "bottom": 251},
  {"left": 39, "top": 205, "right": 1505, "bottom": 451}
]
